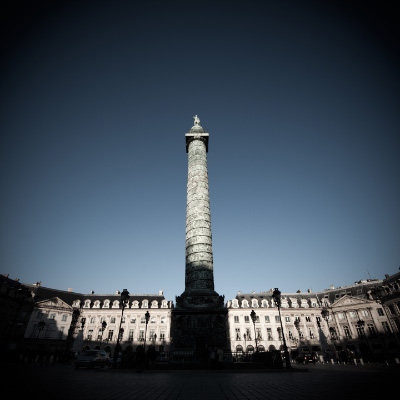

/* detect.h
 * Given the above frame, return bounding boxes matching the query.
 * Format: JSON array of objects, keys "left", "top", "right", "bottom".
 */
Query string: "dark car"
[
  {"left": 296, "top": 353, "right": 316, "bottom": 364},
  {"left": 75, "top": 350, "right": 109, "bottom": 369}
]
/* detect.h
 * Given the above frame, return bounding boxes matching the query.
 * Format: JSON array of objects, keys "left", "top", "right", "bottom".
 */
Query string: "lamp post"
[
  {"left": 37, "top": 320, "right": 46, "bottom": 339},
  {"left": 243, "top": 333, "right": 247, "bottom": 354},
  {"left": 250, "top": 310, "right": 258, "bottom": 352},
  {"left": 99, "top": 320, "right": 107, "bottom": 349},
  {"left": 113, "top": 289, "right": 130, "bottom": 368},
  {"left": 143, "top": 311, "right": 150, "bottom": 360},
  {"left": 272, "top": 288, "right": 292, "bottom": 369}
]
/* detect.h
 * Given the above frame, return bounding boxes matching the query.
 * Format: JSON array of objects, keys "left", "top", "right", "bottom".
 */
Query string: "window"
[
  {"left": 266, "top": 328, "right": 273, "bottom": 340},
  {"left": 142, "top": 300, "right": 148, "bottom": 308},
  {"left": 151, "top": 316, "right": 156, "bottom": 324},
  {"left": 285, "top": 316, "right": 290, "bottom": 323},
  {"left": 245, "top": 328, "right": 251, "bottom": 340},
  {"left": 162, "top": 300, "right": 168, "bottom": 308},
  {"left": 130, "top": 317, "right": 136, "bottom": 323},
  {"left": 256, "top": 328, "right": 262, "bottom": 339},
  {"left": 141, "top": 316, "right": 146, "bottom": 323},
  {"left": 382, "top": 321, "right": 390, "bottom": 333},
  {"left": 377, "top": 308, "right": 384, "bottom": 316},
  {"left": 88, "top": 329, "right": 93, "bottom": 340},
  {"left": 150, "top": 329, "right": 155, "bottom": 339},
  {"left": 49, "top": 313, "right": 56, "bottom": 320},
  {"left": 294, "top": 316, "right": 300, "bottom": 322},
  {"left": 367, "top": 324, "right": 376, "bottom": 336},
  {"left": 265, "top": 315, "right": 270, "bottom": 323},
  {"left": 90, "top": 317, "right": 96, "bottom": 323},
  {"left": 139, "top": 329, "right": 145, "bottom": 339},
  {"left": 288, "top": 330, "right": 293, "bottom": 340},
  {"left": 121, "top": 316, "right": 126, "bottom": 323},
  {"left": 305, "top": 316, "right": 311, "bottom": 323},
  {"left": 58, "top": 326, "right": 65, "bottom": 339},
  {"left": 244, "top": 316, "right": 250, "bottom": 323},
  {"left": 277, "top": 327, "right": 282, "bottom": 340},
  {"left": 388, "top": 305, "right": 395, "bottom": 314},
  {"left": 349, "top": 311, "right": 357, "bottom": 319},
  {"left": 128, "top": 329, "right": 134, "bottom": 340},
  {"left": 309, "top": 329, "right": 314, "bottom": 339},
  {"left": 161, "top": 316, "right": 166, "bottom": 324},
  {"left": 234, "top": 316, "right": 239, "bottom": 323},
  {"left": 242, "top": 300, "right": 249, "bottom": 308},
  {"left": 111, "top": 317, "right": 116, "bottom": 324},
  {"left": 107, "top": 330, "right": 113, "bottom": 340},
  {"left": 235, "top": 328, "right": 241, "bottom": 340},
  {"left": 160, "top": 329, "right": 166, "bottom": 340},
  {"left": 343, "top": 326, "right": 351, "bottom": 338},
  {"left": 275, "top": 315, "right": 280, "bottom": 323},
  {"left": 338, "top": 313, "right": 345, "bottom": 320},
  {"left": 356, "top": 324, "right": 365, "bottom": 337},
  {"left": 61, "top": 314, "right": 68, "bottom": 321},
  {"left": 361, "top": 310, "right": 370, "bottom": 318},
  {"left": 251, "top": 299, "right": 259, "bottom": 308},
  {"left": 151, "top": 300, "right": 158, "bottom": 308}
]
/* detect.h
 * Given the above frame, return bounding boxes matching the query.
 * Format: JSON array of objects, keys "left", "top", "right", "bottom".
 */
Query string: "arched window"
[
  {"left": 261, "top": 299, "right": 268, "bottom": 308},
  {"left": 93, "top": 300, "right": 100, "bottom": 308},
  {"left": 112, "top": 300, "right": 119, "bottom": 308},
  {"left": 84, "top": 300, "right": 91, "bottom": 308},
  {"left": 132, "top": 300, "right": 139, "bottom": 308},
  {"left": 232, "top": 299, "right": 239, "bottom": 308},
  {"left": 150, "top": 316, "right": 156, "bottom": 324},
  {"left": 247, "top": 345, "right": 254, "bottom": 353},
  {"left": 257, "top": 345, "right": 265, "bottom": 352},
  {"left": 151, "top": 300, "right": 158, "bottom": 308},
  {"left": 236, "top": 345, "right": 243, "bottom": 353},
  {"left": 142, "top": 300, "right": 148, "bottom": 308},
  {"left": 103, "top": 300, "right": 110, "bottom": 308},
  {"left": 161, "top": 316, "right": 166, "bottom": 324},
  {"left": 161, "top": 300, "right": 168, "bottom": 308},
  {"left": 251, "top": 299, "right": 259, "bottom": 308},
  {"left": 242, "top": 300, "right": 249, "bottom": 308}
]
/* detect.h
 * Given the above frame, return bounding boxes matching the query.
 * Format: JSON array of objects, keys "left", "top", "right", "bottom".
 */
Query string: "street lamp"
[
  {"left": 143, "top": 311, "right": 150, "bottom": 359},
  {"left": 99, "top": 320, "right": 107, "bottom": 348},
  {"left": 113, "top": 289, "right": 130, "bottom": 368},
  {"left": 250, "top": 310, "right": 258, "bottom": 352},
  {"left": 272, "top": 288, "right": 292, "bottom": 369},
  {"left": 37, "top": 320, "right": 45, "bottom": 338}
]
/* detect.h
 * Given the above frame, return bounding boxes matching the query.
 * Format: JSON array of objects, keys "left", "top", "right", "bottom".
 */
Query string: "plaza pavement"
[{"left": 3, "top": 361, "right": 397, "bottom": 399}]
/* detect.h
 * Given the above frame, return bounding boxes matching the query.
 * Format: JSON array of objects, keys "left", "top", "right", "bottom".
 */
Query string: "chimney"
[
  {"left": 116, "top": 290, "right": 120, "bottom": 294},
  {"left": 67, "top": 288, "right": 73, "bottom": 292},
  {"left": 90, "top": 290, "right": 94, "bottom": 294},
  {"left": 307, "top": 289, "right": 312, "bottom": 293},
  {"left": 159, "top": 290, "right": 163, "bottom": 296},
  {"left": 330, "top": 285, "right": 334, "bottom": 290}
]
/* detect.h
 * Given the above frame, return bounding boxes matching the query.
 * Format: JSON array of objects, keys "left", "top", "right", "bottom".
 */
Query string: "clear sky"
[{"left": 1, "top": 0, "right": 399, "bottom": 301}]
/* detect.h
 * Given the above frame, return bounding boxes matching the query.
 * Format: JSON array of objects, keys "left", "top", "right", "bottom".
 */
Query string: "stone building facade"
[{"left": 226, "top": 275, "right": 400, "bottom": 363}]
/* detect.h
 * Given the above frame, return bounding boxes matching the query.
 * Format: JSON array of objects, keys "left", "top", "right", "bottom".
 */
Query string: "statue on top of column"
[{"left": 193, "top": 115, "right": 200, "bottom": 125}]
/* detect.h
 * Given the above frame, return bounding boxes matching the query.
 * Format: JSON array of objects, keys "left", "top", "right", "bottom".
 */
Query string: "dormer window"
[
  {"left": 242, "top": 300, "right": 249, "bottom": 308},
  {"left": 232, "top": 299, "right": 239, "bottom": 308},
  {"left": 112, "top": 300, "right": 119, "bottom": 308},
  {"left": 261, "top": 299, "right": 269, "bottom": 308},
  {"left": 93, "top": 300, "right": 100, "bottom": 308},
  {"left": 251, "top": 299, "right": 259, "bottom": 308},
  {"left": 151, "top": 300, "right": 158, "bottom": 308},
  {"left": 132, "top": 300, "right": 139, "bottom": 308},
  {"left": 84, "top": 300, "right": 91, "bottom": 308},
  {"left": 161, "top": 300, "right": 168, "bottom": 308},
  {"left": 103, "top": 300, "right": 110, "bottom": 308}
]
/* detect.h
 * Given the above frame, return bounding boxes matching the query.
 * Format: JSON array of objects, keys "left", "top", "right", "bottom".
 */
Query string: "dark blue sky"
[{"left": 1, "top": 0, "right": 399, "bottom": 300}]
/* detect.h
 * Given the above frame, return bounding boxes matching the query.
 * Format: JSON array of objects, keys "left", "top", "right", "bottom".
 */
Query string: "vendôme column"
[{"left": 184, "top": 115, "right": 217, "bottom": 295}]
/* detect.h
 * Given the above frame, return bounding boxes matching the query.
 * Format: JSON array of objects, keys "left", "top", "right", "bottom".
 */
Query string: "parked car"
[
  {"left": 75, "top": 350, "right": 109, "bottom": 369},
  {"left": 296, "top": 353, "right": 316, "bottom": 364}
]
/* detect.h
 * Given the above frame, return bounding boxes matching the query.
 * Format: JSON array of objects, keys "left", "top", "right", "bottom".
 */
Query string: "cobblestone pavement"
[{"left": 4, "top": 362, "right": 397, "bottom": 399}]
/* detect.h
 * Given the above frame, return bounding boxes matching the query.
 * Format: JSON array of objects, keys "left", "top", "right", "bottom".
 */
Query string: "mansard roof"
[{"left": 23, "top": 283, "right": 170, "bottom": 308}]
